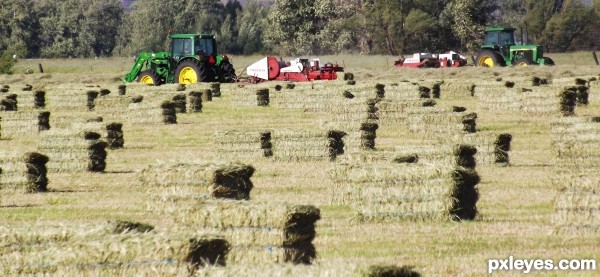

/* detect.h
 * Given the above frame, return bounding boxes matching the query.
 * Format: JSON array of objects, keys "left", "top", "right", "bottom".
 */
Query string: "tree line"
[{"left": 0, "top": 0, "right": 598, "bottom": 60}]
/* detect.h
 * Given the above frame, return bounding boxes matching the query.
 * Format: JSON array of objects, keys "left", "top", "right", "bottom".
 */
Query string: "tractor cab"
[
  {"left": 483, "top": 27, "right": 516, "bottom": 60},
  {"left": 170, "top": 34, "right": 217, "bottom": 61}
]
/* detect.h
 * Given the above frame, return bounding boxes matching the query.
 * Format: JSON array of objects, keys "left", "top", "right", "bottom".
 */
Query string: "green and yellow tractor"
[
  {"left": 476, "top": 27, "right": 554, "bottom": 67},
  {"left": 123, "top": 34, "right": 236, "bottom": 85}
]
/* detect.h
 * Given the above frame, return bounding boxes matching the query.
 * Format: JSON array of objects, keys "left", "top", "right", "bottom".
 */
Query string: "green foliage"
[
  {"left": 0, "top": 52, "right": 17, "bottom": 74},
  {"left": 0, "top": 0, "right": 598, "bottom": 57}
]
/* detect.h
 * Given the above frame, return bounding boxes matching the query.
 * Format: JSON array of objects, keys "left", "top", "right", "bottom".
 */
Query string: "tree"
[
  {"left": 236, "top": 1, "right": 268, "bottom": 54},
  {"left": 542, "top": 1, "right": 598, "bottom": 52}
]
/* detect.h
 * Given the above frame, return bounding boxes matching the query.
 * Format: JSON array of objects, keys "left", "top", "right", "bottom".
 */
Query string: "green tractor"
[
  {"left": 476, "top": 27, "right": 554, "bottom": 67},
  {"left": 123, "top": 34, "right": 236, "bottom": 85}
]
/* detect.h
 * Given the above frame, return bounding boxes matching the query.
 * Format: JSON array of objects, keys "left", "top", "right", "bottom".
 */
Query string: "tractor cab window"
[
  {"left": 484, "top": 32, "right": 498, "bottom": 46},
  {"left": 171, "top": 39, "right": 192, "bottom": 58},
  {"left": 499, "top": 31, "right": 515, "bottom": 45},
  {"left": 194, "top": 37, "right": 215, "bottom": 56}
]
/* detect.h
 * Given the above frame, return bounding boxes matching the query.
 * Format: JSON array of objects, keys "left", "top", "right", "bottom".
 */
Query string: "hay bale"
[
  {"left": 576, "top": 86, "right": 589, "bottom": 105},
  {"left": 260, "top": 131, "right": 273, "bottom": 157},
  {"left": 210, "top": 83, "right": 221, "bottom": 97},
  {"left": 343, "top": 90, "right": 355, "bottom": 99},
  {"left": 257, "top": 88, "right": 269, "bottom": 107},
  {"left": 118, "top": 84, "right": 126, "bottom": 95},
  {"left": 418, "top": 86, "right": 430, "bottom": 98},
  {"left": 393, "top": 154, "right": 419, "bottom": 164},
  {"left": 37, "top": 111, "right": 50, "bottom": 132},
  {"left": 327, "top": 130, "right": 347, "bottom": 161},
  {"left": 23, "top": 152, "right": 49, "bottom": 192},
  {"left": 173, "top": 93, "right": 187, "bottom": 113},
  {"left": 0, "top": 228, "right": 230, "bottom": 274},
  {"left": 87, "top": 139, "right": 108, "bottom": 172},
  {"left": 87, "top": 116, "right": 103, "bottom": 123},
  {"left": 574, "top": 78, "right": 587, "bottom": 86},
  {"left": 422, "top": 99, "right": 436, "bottom": 107},
  {"left": 33, "top": 90, "right": 45, "bottom": 108},
  {"left": 160, "top": 101, "right": 177, "bottom": 124},
  {"left": 329, "top": 162, "right": 479, "bottom": 221},
  {"left": 431, "top": 82, "right": 442, "bottom": 98},
  {"left": 212, "top": 164, "right": 255, "bottom": 200},
  {"left": 452, "top": 106, "right": 466, "bottom": 112},
  {"left": 454, "top": 144, "right": 477, "bottom": 169},
  {"left": 139, "top": 161, "right": 255, "bottom": 200},
  {"left": 1, "top": 98, "right": 16, "bottom": 111},
  {"left": 186, "top": 237, "right": 230, "bottom": 268},
  {"left": 189, "top": 91, "right": 203, "bottom": 112},
  {"left": 167, "top": 200, "right": 319, "bottom": 264},
  {"left": 99, "top": 88, "right": 111, "bottom": 96},
  {"left": 106, "top": 122, "right": 124, "bottom": 149},
  {"left": 274, "top": 84, "right": 282, "bottom": 91},
  {"left": 366, "top": 265, "right": 421, "bottom": 277},
  {"left": 86, "top": 90, "right": 98, "bottom": 111},
  {"left": 559, "top": 88, "right": 577, "bottom": 116},
  {"left": 112, "top": 220, "right": 154, "bottom": 234},
  {"left": 461, "top": 112, "right": 477, "bottom": 133},
  {"left": 504, "top": 81, "right": 515, "bottom": 88},
  {"left": 131, "top": 95, "right": 143, "bottom": 103},
  {"left": 375, "top": 83, "right": 385, "bottom": 99},
  {"left": 494, "top": 133, "right": 512, "bottom": 164},
  {"left": 360, "top": 122, "right": 378, "bottom": 149},
  {"left": 450, "top": 167, "right": 480, "bottom": 220},
  {"left": 343, "top": 72, "right": 354, "bottom": 81},
  {"left": 201, "top": 89, "right": 212, "bottom": 102}
]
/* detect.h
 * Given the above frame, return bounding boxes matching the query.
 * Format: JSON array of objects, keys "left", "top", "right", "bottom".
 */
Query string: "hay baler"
[
  {"left": 123, "top": 34, "right": 236, "bottom": 85},
  {"left": 394, "top": 51, "right": 468, "bottom": 68},
  {"left": 246, "top": 57, "right": 343, "bottom": 83}
]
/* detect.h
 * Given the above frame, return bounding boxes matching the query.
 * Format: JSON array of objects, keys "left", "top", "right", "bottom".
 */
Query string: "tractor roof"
[
  {"left": 169, "top": 34, "right": 215, "bottom": 39},
  {"left": 485, "top": 27, "right": 516, "bottom": 32}
]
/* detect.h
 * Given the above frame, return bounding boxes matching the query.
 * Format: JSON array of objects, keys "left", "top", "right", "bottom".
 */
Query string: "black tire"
[
  {"left": 175, "top": 60, "right": 210, "bottom": 84},
  {"left": 476, "top": 50, "right": 505, "bottom": 67},
  {"left": 137, "top": 70, "right": 161, "bottom": 85},
  {"left": 544, "top": 57, "right": 555, "bottom": 66},
  {"left": 513, "top": 57, "right": 533, "bottom": 67},
  {"left": 219, "top": 60, "right": 237, "bottom": 83}
]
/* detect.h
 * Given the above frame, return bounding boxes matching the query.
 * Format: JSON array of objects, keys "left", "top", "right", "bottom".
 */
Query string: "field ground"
[{"left": 1, "top": 52, "right": 599, "bottom": 276}]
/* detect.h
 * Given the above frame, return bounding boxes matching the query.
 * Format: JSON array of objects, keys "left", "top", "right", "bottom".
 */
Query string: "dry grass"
[{"left": 0, "top": 53, "right": 599, "bottom": 276}]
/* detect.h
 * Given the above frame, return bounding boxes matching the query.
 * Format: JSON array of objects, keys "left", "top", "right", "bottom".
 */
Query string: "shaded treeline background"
[{"left": 0, "top": 0, "right": 599, "bottom": 60}]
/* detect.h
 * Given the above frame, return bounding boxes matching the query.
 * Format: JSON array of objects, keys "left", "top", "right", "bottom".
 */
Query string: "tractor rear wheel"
[
  {"left": 514, "top": 58, "right": 533, "bottom": 67},
  {"left": 137, "top": 70, "right": 161, "bottom": 85},
  {"left": 219, "top": 60, "right": 236, "bottom": 83},
  {"left": 175, "top": 60, "right": 209, "bottom": 84},
  {"left": 476, "top": 50, "right": 505, "bottom": 68}
]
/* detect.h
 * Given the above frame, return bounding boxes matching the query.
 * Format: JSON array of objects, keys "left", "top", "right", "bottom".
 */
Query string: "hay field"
[{"left": 1, "top": 53, "right": 599, "bottom": 276}]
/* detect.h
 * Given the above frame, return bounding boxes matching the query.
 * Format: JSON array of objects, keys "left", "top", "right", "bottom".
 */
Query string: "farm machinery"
[
  {"left": 394, "top": 51, "right": 468, "bottom": 68},
  {"left": 476, "top": 27, "right": 554, "bottom": 67},
  {"left": 123, "top": 34, "right": 236, "bottom": 85},
  {"left": 246, "top": 56, "right": 344, "bottom": 82}
]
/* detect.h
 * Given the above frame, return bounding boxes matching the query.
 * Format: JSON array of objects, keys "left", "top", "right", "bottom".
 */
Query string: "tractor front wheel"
[
  {"left": 219, "top": 60, "right": 237, "bottom": 83},
  {"left": 476, "top": 50, "right": 504, "bottom": 68},
  {"left": 137, "top": 70, "right": 161, "bottom": 85},
  {"left": 514, "top": 58, "right": 533, "bottom": 67},
  {"left": 175, "top": 60, "right": 209, "bottom": 84}
]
